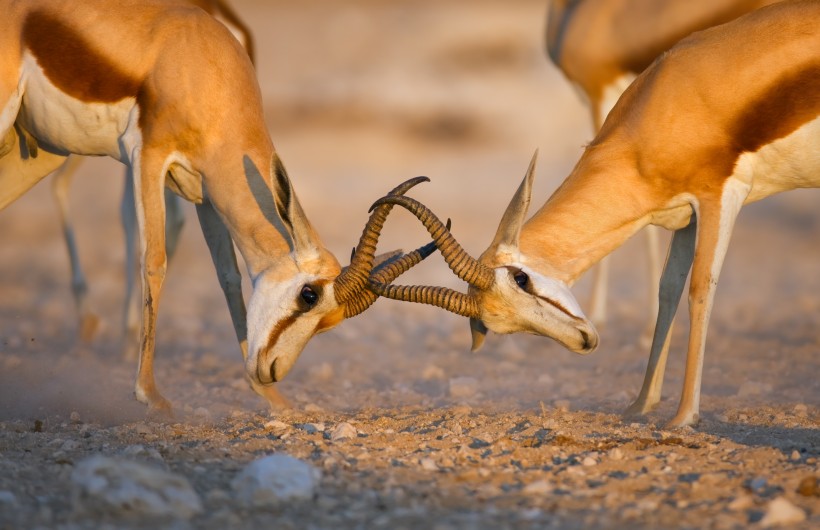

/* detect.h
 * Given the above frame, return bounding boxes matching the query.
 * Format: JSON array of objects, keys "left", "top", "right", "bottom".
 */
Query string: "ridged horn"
[
  {"left": 334, "top": 177, "right": 431, "bottom": 317},
  {"left": 367, "top": 281, "right": 481, "bottom": 318},
  {"left": 368, "top": 195, "right": 495, "bottom": 290}
]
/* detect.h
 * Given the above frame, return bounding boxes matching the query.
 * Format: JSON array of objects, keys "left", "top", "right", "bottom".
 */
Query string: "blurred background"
[{"left": 0, "top": 0, "right": 818, "bottom": 423}]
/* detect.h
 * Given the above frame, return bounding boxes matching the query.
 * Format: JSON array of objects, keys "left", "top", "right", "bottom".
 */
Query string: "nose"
[
  {"left": 578, "top": 325, "right": 599, "bottom": 354},
  {"left": 256, "top": 356, "right": 277, "bottom": 385},
  {"left": 269, "top": 358, "right": 279, "bottom": 383}
]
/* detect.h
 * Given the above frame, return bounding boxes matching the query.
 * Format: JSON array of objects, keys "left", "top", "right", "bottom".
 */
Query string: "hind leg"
[{"left": 50, "top": 156, "right": 100, "bottom": 341}]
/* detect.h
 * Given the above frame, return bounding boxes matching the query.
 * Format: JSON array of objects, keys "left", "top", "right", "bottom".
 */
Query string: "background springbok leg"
[
  {"left": 196, "top": 198, "right": 289, "bottom": 408},
  {"left": 625, "top": 216, "right": 696, "bottom": 416}
]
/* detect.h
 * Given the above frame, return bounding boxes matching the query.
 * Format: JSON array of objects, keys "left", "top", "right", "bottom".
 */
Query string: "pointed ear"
[
  {"left": 470, "top": 318, "right": 488, "bottom": 352},
  {"left": 270, "top": 155, "right": 320, "bottom": 256},
  {"left": 486, "top": 150, "right": 537, "bottom": 255}
]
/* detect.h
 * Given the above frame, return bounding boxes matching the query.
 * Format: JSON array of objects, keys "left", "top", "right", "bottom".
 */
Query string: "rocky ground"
[{"left": 1, "top": 1, "right": 818, "bottom": 528}]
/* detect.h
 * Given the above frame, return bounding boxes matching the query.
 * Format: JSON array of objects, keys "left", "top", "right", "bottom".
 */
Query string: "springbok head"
[
  {"left": 247, "top": 173, "right": 437, "bottom": 386},
  {"left": 367, "top": 152, "right": 598, "bottom": 355}
]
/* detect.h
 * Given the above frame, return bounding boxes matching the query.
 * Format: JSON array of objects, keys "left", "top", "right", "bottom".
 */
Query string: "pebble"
[
  {"left": 194, "top": 407, "right": 211, "bottom": 420},
  {"left": 297, "top": 423, "right": 325, "bottom": 434},
  {"left": 796, "top": 476, "right": 819, "bottom": 497},
  {"left": 70, "top": 456, "right": 202, "bottom": 519},
  {"left": 749, "top": 477, "right": 768, "bottom": 493},
  {"left": 330, "top": 422, "right": 358, "bottom": 441},
  {"left": 0, "top": 490, "right": 17, "bottom": 506},
  {"left": 793, "top": 404, "right": 808, "bottom": 416},
  {"left": 232, "top": 454, "right": 320, "bottom": 505},
  {"left": 522, "top": 480, "right": 553, "bottom": 495},
  {"left": 760, "top": 497, "right": 806, "bottom": 527},
  {"left": 608, "top": 448, "right": 624, "bottom": 461},
  {"left": 264, "top": 420, "right": 290, "bottom": 432},
  {"left": 582, "top": 456, "right": 598, "bottom": 467},
  {"left": 69, "top": 411, "right": 81, "bottom": 424},
  {"left": 420, "top": 458, "right": 439, "bottom": 471},
  {"left": 728, "top": 494, "right": 754, "bottom": 511}
]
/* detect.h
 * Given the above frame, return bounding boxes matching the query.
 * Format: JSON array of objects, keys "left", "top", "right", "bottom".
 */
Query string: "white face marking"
[
  {"left": 519, "top": 265, "right": 587, "bottom": 320},
  {"left": 246, "top": 271, "right": 337, "bottom": 384},
  {"left": 482, "top": 260, "right": 597, "bottom": 353},
  {"left": 18, "top": 54, "right": 135, "bottom": 159}
]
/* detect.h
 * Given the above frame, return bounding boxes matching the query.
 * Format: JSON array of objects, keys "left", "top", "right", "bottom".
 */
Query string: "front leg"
[
  {"left": 667, "top": 181, "right": 749, "bottom": 428},
  {"left": 195, "top": 199, "right": 290, "bottom": 409},
  {"left": 625, "top": 217, "right": 695, "bottom": 417},
  {"left": 131, "top": 150, "right": 172, "bottom": 415}
]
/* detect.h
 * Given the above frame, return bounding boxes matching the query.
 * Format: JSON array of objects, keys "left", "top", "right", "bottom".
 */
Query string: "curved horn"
[
  {"left": 368, "top": 280, "right": 481, "bottom": 318},
  {"left": 334, "top": 176, "right": 430, "bottom": 316},
  {"left": 368, "top": 195, "right": 494, "bottom": 290},
  {"left": 365, "top": 215, "right": 481, "bottom": 318},
  {"left": 344, "top": 229, "right": 442, "bottom": 317}
]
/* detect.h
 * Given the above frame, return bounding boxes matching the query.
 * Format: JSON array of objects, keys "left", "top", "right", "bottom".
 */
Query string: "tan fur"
[
  {"left": 527, "top": 0, "right": 820, "bottom": 426},
  {"left": 546, "top": 0, "right": 783, "bottom": 330},
  {"left": 0, "top": 0, "right": 342, "bottom": 414}
]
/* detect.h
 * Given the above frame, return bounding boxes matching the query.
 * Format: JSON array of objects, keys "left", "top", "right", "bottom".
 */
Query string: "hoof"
[{"left": 623, "top": 397, "right": 657, "bottom": 419}]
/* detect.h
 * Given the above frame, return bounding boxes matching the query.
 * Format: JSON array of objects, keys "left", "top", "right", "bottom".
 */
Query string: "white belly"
[
  {"left": 737, "top": 115, "right": 820, "bottom": 204},
  {"left": 17, "top": 54, "right": 136, "bottom": 161}
]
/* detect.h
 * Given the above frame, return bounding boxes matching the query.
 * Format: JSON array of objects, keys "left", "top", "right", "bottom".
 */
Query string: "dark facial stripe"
[
  {"left": 22, "top": 10, "right": 141, "bottom": 103},
  {"left": 258, "top": 312, "right": 298, "bottom": 380},
  {"left": 536, "top": 294, "right": 581, "bottom": 321}
]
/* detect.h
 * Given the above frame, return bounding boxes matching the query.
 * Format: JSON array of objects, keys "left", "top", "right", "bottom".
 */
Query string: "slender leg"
[
  {"left": 163, "top": 189, "right": 185, "bottom": 262},
  {"left": 51, "top": 156, "right": 100, "bottom": 341},
  {"left": 639, "top": 224, "right": 662, "bottom": 347},
  {"left": 625, "top": 217, "right": 696, "bottom": 417},
  {"left": 667, "top": 181, "right": 749, "bottom": 427},
  {"left": 131, "top": 149, "right": 172, "bottom": 415},
  {"left": 587, "top": 257, "right": 610, "bottom": 326},
  {"left": 120, "top": 167, "right": 141, "bottom": 359},
  {"left": 195, "top": 200, "right": 290, "bottom": 409}
]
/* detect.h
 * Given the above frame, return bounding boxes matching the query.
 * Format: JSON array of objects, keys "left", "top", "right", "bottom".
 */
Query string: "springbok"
[
  {"left": 0, "top": 0, "right": 430, "bottom": 414},
  {"left": 49, "top": 0, "right": 257, "bottom": 346},
  {"left": 546, "top": 0, "right": 781, "bottom": 332},
  {"left": 371, "top": 0, "right": 820, "bottom": 427}
]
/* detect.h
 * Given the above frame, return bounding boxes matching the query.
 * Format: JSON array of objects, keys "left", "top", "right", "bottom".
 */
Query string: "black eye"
[
  {"left": 513, "top": 270, "right": 529, "bottom": 289},
  {"left": 300, "top": 285, "right": 319, "bottom": 307}
]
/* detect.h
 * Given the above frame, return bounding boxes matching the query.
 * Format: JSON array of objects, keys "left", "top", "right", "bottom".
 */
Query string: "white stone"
[
  {"left": 419, "top": 458, "right": 438, "bottom": 471},
  {"left": 760, "top": 497, "right": 806, "bottom": 527},
  {"left": 71, "top": 456, "right": 202, "bottom": 519},
  {"left": 330, "top": 422, "right": 358, "bottom": 441},
  {"left": 232, "top": 454, "right": 320, "bottom": 506},
  {"left": 0, "top": 490, "right": 17, "bottom": 506},
  {"left": 582, "top": 456, "right": 598, "bottom": 467},
  {"left": 522, "top": 480, "right": 553, "bottom": 495},
  {"left": 264, "top": 420, "right": 290, "bottom": 432}
]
